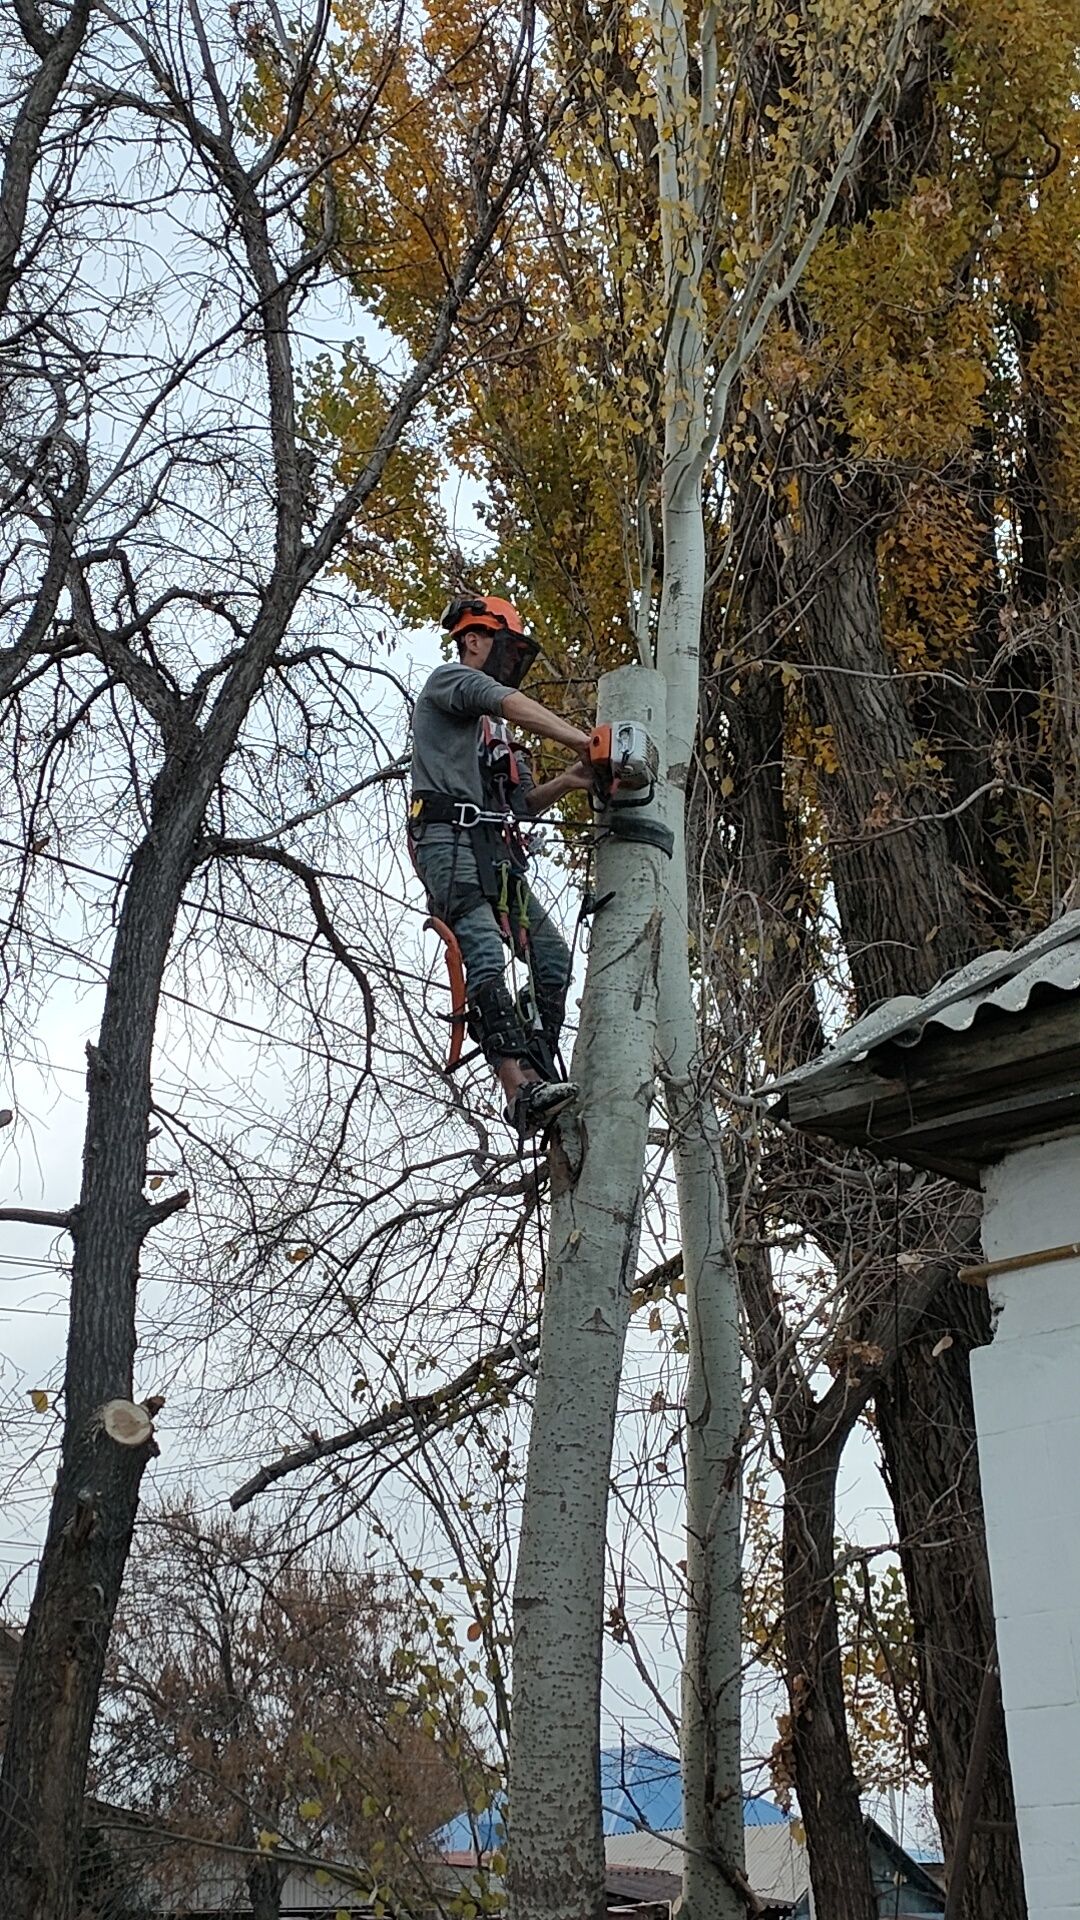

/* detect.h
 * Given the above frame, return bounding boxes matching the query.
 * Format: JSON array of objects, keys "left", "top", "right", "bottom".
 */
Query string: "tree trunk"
[
  {"left": 781, "top": 1427, "right": 879, "bottom": 1920},
  {"left": 246, "top": 1854, "right": 284, "bottom": 1920},
  {"left": 0, "top": 817, "right": 198, "bottom": 1920},
  {"left": 0, "top": 573, "right": 311, "bottom": 1920},
  {"left": 793, "top": 462, "right": 1027, "bottom": 1916},
  {"left": 792, "top": 455, "right": 976, "bottom": 1007},
  {"left": 707, "top": 474, "right": 824, "bottom": 1076},
  {"left": 876, "top": 1285, "right": 1026, "bottom": 1920},
  {"left": 0, "top": 1, "right": 92, "bottom": 319},
  {"left": 507, "top": 667, "right": 667, "bottom": 1920},
  {"left": 647, "top": 2, "right": 747, "bottom": 1903},
  {"left": 658, "top": 807, "right": 746, "bottom": 1920}
]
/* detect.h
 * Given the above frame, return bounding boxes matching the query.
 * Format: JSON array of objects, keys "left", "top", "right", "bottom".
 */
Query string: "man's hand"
[{"left": 560, "top": 764, "right": 595, "bottom": 793}]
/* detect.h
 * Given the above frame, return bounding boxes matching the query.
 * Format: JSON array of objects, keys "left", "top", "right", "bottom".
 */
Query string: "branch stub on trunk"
[{"left": 99, "top": 1400, "right": 155, "bottom": 1448}]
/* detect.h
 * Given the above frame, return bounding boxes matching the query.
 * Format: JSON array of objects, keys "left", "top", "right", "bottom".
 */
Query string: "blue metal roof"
[{"left": 436, "top": 1745, "right": 785, "bottom": 1851}]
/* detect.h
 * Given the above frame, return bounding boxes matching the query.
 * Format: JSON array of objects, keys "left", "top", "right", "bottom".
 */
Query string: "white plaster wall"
[{"left": 974, "top": 1134, "right": 1080, "bottom": 1918}]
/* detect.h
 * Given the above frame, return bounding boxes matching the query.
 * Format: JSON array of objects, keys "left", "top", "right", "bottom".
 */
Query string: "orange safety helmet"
[{"left": 441, "top": 592, "right": 539, "bottom": 688}]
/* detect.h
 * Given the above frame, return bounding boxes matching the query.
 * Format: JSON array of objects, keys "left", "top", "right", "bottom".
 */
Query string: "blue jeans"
[{"left": 412, "top": 827, "right": 572, "bottom": 1013}]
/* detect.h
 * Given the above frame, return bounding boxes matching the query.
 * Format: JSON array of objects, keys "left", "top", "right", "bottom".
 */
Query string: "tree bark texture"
[
  {"left": 0, "top": 816, "right": 199, "bottom": 1920},
  {"left": 647, "top": 6, "right": 747, "bottom": 1904},
  {"left": 507, "top": 668, "right": 667, "bottom": 1920},
  {"left": 246, "top": 1855, "right": 285, "bottom": 1920},
  {"left": 791, "top": 456, "right": 976, "bottom": 1008},
  {"left": 791, "top": 463, "right": 1026, "bottom": 1917},
  {"left": 781, "top": 1427, "right": 879, "bottom": 1920},
  {"left": 658, "top": 818, "right": 746, "bottom": 1920},
  {"left": 706, "top": 475, "right": 824, "bottom": 1077},
  {"left": 663, "top": 812, "right": 749, "bottom": 1920},
  {"left": 876, "top": 1289, "right": 1026, "bottom": 1920}
]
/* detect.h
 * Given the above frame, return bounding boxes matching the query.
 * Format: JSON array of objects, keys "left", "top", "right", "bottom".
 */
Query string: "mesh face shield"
[{"left": 483, "top": 629, "right": 540, "bottom": 688}]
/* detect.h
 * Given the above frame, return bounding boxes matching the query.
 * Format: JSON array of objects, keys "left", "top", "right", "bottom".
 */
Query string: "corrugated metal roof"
[
  {"left": 605, "top": 1864, "right": 683, "bottom": 1902},
  {"left": 605, "top": 1832, "right": 683, "bottom": 1872},
  {"left": 140, "top": 1859, "right": 372, "bottom": 1914},
  {"left": 765, "top": 910, "right": 1080, "bottom": 1098},
  {"left": 744, "top": 1826, "right": 807, "bottom": 1904},
  {"left": 604, "top": 1827, "right": 807, "bottom": 1905}
]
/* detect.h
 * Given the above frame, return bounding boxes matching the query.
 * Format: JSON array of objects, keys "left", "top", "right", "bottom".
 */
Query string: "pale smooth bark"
[
  {"left": 657, "top": 807, "right": 746, "bottom": 1920},
  {"left": 649, "top": 1, "right": 746, "bottom": 1910},
  {"left": 509, "top": 5, "right": 928, "bottom": 1913},
  {"left": 508, "top": 668, "right": 667, "bottom": 1920}
]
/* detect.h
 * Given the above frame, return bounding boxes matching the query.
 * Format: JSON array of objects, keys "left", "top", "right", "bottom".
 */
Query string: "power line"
[
  {"left": 1, "top": 843, "right": 445, "bottom": 1074},
  {"left": 0, "top": 834, "right": 418, "bottom": 961}
]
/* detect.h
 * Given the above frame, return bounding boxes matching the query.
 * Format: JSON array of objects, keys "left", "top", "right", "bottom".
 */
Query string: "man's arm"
[
  {"left": 501, "top": 689, "right": 591, "bottom": 758},
  {"left": 524, "top": 766, "right": 594, "bottom": 817}
]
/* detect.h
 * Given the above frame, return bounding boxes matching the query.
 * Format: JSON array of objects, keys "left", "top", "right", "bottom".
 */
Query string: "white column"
[{"left": 972, "top": 1133, "right": 1080, "bottom": 1919}]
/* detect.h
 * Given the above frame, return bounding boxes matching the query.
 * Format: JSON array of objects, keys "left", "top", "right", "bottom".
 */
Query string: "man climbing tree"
[{"left": 409, "top": 593, "right": 594, "bottom": 1136}]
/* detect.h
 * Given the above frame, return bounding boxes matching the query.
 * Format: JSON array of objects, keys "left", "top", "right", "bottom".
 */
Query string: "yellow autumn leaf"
[
  {"left": 257, "top": 1830, "right": 281, "bottom": 1851},
  {"left": 298, "top": 1798, "right": 323, "bottom": 1820},
  {"left": 30, "top": 1389, "right": 49, "bottom": 1413}
]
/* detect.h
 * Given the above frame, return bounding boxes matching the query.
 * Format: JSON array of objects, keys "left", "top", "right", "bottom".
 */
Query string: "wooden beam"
[{"left": 958, "top": 1239, "right": 1080, "bottom": 1286}]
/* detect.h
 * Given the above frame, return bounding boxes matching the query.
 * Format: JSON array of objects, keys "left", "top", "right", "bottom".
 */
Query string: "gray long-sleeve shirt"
[{"left": 411, "top": 662, "right": 532, "bottom": 812}]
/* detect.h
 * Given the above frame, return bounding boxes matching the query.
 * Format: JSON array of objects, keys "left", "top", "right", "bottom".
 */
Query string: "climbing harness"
[{"left": 409, "top": 716, "right": 542, "bottom": 1077}]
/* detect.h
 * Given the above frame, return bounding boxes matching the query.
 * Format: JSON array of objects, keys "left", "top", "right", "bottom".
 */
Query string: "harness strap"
[{"left": 410, "top": 792, "right": 518, "bottom": 831}]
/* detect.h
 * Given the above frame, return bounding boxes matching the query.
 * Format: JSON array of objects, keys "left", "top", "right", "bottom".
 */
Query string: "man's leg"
[
  {"left": 413, "top": 834, "right": 570, "bottom": 1120},
  {"left": 453, "top": 902, "right": 534, "bottom": 1100},
  {"left": 513, "top": 880, "right": 573, "bottom": 1070}
]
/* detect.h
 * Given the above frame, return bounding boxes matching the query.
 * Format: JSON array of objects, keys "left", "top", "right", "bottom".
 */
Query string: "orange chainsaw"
[
  {"left": 588, "top": 722, "right": 658, "bottom": 804},
  {"left": 587, "top": 720, "right": 673, "bottom": 856}
]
